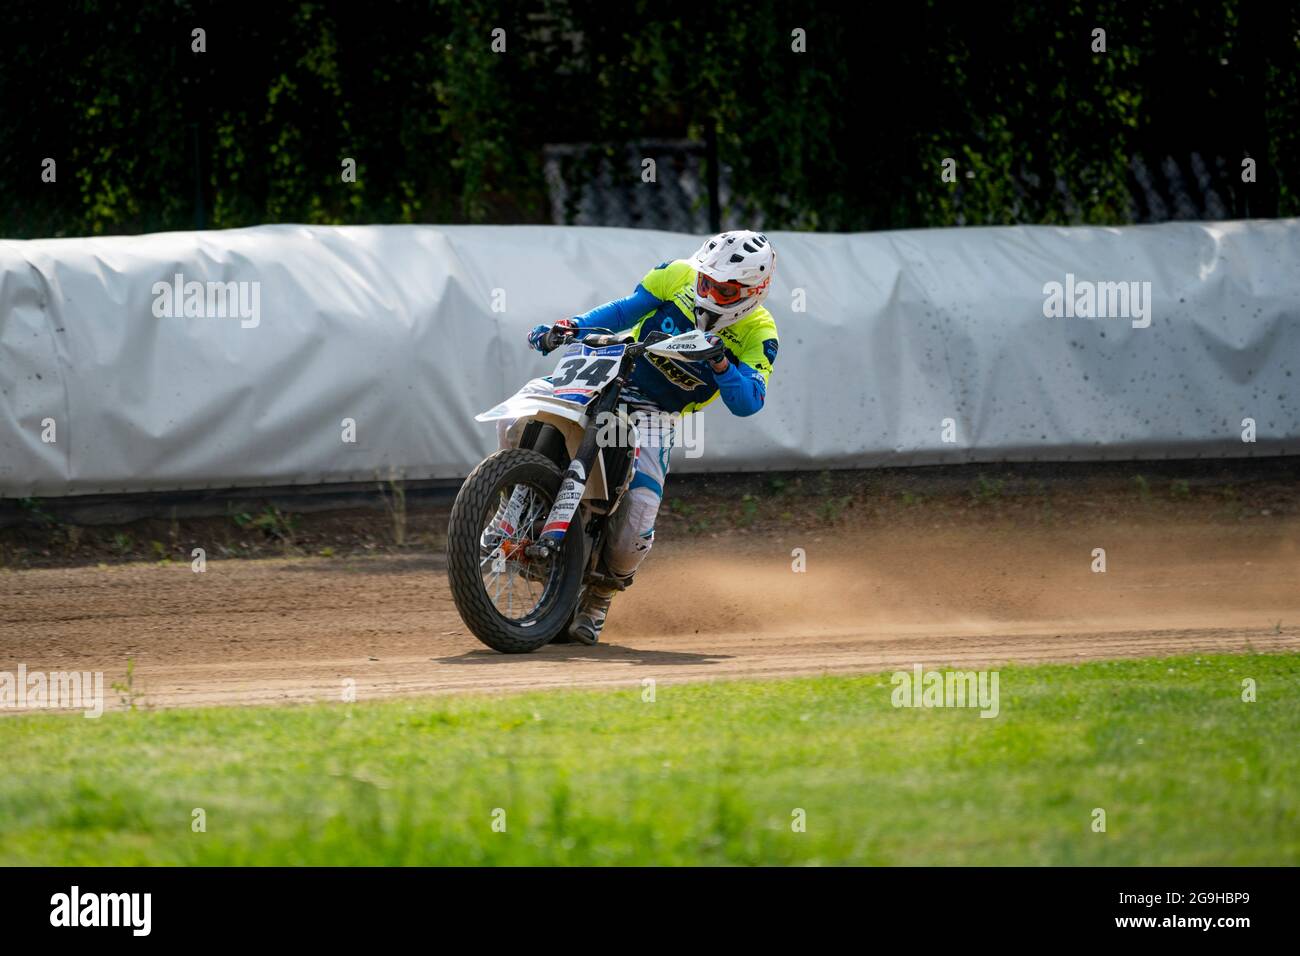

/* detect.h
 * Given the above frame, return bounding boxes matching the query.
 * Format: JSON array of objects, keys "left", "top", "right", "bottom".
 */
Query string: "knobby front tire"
[{"left": 447, "top": 448, "right": 586, "bottom": 653}]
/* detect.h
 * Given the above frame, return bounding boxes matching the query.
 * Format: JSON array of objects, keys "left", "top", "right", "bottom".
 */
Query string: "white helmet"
[{"left": 688, "top": 230, "right": 775, "bottom": 332}]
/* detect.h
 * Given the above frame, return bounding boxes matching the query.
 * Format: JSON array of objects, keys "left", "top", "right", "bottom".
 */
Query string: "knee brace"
[{"left": 602, "top": 484, "right": 661, "bottom": 580}]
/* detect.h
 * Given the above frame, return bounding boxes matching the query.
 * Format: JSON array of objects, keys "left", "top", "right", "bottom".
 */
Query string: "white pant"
[
  {"left": 498, "top": 380, "right": 675, "bottom": 583},
  {"left": 604, "top": 407, "right": 673, "bottom": 580}
]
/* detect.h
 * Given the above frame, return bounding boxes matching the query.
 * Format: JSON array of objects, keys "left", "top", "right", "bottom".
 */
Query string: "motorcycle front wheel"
[{"left": 447, "top": 448, "right": 586, "bottom": 653}]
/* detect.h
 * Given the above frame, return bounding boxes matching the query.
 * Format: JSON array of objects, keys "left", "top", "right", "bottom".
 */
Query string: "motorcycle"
[{"left": 447, "top": 325, "right": 723, "bottom": 652}]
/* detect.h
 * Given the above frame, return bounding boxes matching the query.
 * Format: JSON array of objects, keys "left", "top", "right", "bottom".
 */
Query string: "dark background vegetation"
[{"left": 1, "top": 0, "right": 1297, "bottom": 238}]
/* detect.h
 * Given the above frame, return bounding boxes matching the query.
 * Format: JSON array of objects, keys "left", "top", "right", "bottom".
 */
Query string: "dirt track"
[{"left": 2, "top": 510, "right": 1298, "bottom": 711}]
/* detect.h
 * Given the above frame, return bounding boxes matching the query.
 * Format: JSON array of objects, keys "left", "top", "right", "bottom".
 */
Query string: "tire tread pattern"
[{"left": 447, "top": 448, "right": 584, "bottom": 653}]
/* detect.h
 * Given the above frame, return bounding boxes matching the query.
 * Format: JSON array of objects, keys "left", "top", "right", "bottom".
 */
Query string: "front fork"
[{"left": 534, "top": 371, "right": 628, "bottom": 551}]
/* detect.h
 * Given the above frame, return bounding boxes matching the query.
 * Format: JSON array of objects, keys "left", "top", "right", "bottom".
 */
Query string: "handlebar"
[
  {"left": 548, "top": 326, "right": 671, "bottom": 358},
  {"left": 579, "top": 332, "right": 636, "bottom": 348},
  {"left": 576, "top": 328, "right": 666, "bottom": 352}
]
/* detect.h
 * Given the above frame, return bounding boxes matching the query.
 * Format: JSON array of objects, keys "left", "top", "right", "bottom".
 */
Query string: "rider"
[{"left": 524, "top": 230, "right": 779, "bottom": 644}]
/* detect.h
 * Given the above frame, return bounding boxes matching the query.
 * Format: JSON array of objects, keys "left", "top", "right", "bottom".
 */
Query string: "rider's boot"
[
  {"left": 568, "top": 583, "right": 616, "bottom": 645},
  {"left": 565, "top": 566, "right": 633, "bottom": 645}
]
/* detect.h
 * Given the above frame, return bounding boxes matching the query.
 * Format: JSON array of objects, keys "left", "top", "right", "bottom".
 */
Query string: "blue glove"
[
  {"left": 528, "top": 318, "right": 578, "bottom": 355},
  {"left": 527, "top": 325, "right": 551, "bottom": 353}
]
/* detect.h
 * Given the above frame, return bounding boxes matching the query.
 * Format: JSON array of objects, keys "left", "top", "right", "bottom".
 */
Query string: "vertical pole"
[
  {"left": 191, "top": 122, "right": 206, "bottom": 230},
  {"left": 705, "top": 120, "right": 721, "bottom": 233}
]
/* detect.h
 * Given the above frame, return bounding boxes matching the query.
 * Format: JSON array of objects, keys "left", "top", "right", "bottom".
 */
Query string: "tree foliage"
[{"left": 1, "top": 0, "right": 1295, "bottom": 238}]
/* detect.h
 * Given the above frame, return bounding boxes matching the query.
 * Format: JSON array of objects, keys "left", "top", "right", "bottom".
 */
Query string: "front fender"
[{"left": 476, "top": 390, "right": 611, "bottom": 503}]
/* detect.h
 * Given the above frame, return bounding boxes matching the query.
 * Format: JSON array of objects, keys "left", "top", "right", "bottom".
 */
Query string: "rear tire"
[{"left": 447, "top": 448, "right": 585, "bottom": 653}]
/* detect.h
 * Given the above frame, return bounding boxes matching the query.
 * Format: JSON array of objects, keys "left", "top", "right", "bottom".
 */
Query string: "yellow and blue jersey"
[{"left": 573, "top": 259, "right": 779, "bottom": 416}]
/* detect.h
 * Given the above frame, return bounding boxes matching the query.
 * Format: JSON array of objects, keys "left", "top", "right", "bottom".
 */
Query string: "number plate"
[{"left": 548, "top": 343, "right": 625, "bottom": 405}]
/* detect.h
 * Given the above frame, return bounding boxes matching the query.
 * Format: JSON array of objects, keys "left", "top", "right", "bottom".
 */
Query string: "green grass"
[{"left": 1, "top": 653, "right": 1297, "bottom": 865}]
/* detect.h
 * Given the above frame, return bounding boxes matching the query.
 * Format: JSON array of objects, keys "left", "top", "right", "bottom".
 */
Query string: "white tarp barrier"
[{"left": 1, "top": 220, "right": 1297, "bottom": 497}]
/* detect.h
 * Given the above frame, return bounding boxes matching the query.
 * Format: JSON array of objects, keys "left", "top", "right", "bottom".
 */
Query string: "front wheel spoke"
[
  {"left": 480, "top": 482, "right": 560, "bottom": 621},
  {"left": 519, "top": 495, "right": 545, "bottom": 535}
]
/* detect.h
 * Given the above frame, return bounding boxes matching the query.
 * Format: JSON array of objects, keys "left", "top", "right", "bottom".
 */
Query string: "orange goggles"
[{"left": 696, "top": 273, "right": 748, "bottom": 306}]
